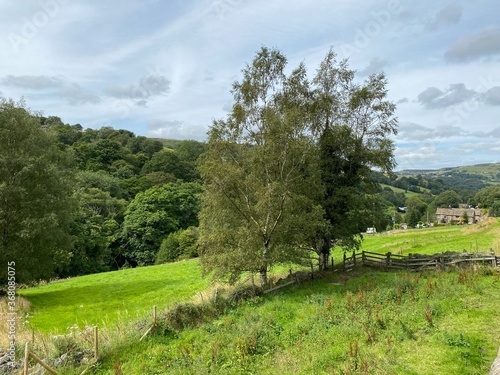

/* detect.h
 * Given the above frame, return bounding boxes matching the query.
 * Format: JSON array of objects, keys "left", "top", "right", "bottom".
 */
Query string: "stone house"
[{"left": 435, "top": 207, "right": 484, "bottom": 224}]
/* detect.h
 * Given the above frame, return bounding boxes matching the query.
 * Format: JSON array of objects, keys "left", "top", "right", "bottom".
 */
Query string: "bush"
[
  {"left": 156, "top": 234, "right": 181, "bottom": 264},
  {"left": 155, "top": 227, "right": 199, "bottom": 264}
]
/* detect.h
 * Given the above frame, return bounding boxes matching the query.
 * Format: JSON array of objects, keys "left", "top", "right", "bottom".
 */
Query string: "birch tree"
[{"left": 199, "top": 47, "right": 325, "bottom": 285}]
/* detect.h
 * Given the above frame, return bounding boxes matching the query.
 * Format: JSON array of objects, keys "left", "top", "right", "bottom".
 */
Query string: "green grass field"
[
  {"left": 17, "top": 259, "right": 208, "bottom": 333},
  {"left": 90, "top": 267, "right": 500, "bottom": 375},
  {"left": 14, "top": 219, "right": 500, "bottom": 335},
  {"left": 359, "top": 218, "right": 500, "bottom": 256},
  {"left": 5, "top": 219, "right": 500, "bottom": 374}
]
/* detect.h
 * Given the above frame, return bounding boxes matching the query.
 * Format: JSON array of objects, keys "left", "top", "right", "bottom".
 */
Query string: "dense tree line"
[{"left": 0, "top": 99, "right": 206, "bottom": 284}]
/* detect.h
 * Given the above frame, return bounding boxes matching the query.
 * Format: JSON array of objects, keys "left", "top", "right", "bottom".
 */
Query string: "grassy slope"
[
  {"left": 398, "top": 163, "right": 500, "bottom": 185},
  {"left": 359, "top": 218, "right": 500, "bottom": 256},
  {"left": 11, "top": 219, "right": 500, "bottom": 374},
  {"left": 92, "top": 268, "right": 500, "bottom": 375},
  {"left": 379, "top": 183, "right": 422, "bottom": 197},
  {"left": 18, "top": 259, "right": 208, "bottom": 333}
]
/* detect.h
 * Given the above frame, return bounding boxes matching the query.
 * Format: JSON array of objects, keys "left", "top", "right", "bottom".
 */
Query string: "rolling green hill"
[
  {"left": 3, "top": 219, "right": 499, "bottom": 374},
  {"left": 398, "top": 162, "right": 500, "bottom": 186}
]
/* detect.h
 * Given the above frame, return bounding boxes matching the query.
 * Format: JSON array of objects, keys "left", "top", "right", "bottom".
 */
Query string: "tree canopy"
[
  {"left": 121, "top": 181, "right": 202, "bottom": 266},
  {"left": 199, "top": 46, "right": 398, "bottom": 284},
  {"left": 0, "top": 99, "right": 76, "bottom": 283},
  {"left": 199, "top": 47, "right": 326, "bottom": 285}
]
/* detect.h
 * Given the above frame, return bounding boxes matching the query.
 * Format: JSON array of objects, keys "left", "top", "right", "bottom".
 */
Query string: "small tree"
[{"left": 461, "top": 210, "right": 469, "bottom": 224}]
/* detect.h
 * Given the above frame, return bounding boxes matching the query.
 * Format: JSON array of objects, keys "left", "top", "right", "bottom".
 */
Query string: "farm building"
[{"left": 435, "top": 207, "right": 484, "bottom": 224}]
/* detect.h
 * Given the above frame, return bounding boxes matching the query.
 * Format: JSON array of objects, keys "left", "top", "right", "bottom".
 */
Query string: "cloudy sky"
[{"left": 1, "top": 0, "right": 499, "bottom": 170}]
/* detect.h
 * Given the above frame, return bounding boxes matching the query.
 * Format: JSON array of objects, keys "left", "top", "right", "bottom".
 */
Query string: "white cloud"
[
  {"left": 417, "top": 83, "right": 476, "bottom": 109},
  {"left": 427, "top": 3, "right": 462, "bottom": 31},
  {"left": 445, "top": 27, "right": 500, "bottom": 62},
  {"left": 359, "top": 57, "right": 388, "bottom": 76},
  {"left": 0, "top": 0, "right": 499, "bottom": 169},
  {"left": 2, "top": 75, "right": 63, "bottom": 89},
  {"left": 104, "top": 74, "right": 171, "bottom": 100},
  {"left": 482, "top": 87, "right": 500, "bottom": 106}
]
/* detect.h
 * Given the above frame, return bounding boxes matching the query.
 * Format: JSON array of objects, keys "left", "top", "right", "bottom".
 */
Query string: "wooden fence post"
[
  {"left": 385, "top": 252, "right": 391, "bottom": 267},
  {"left": 362, "top": 251, "right": 366, "bottom": 265},
  {"left": 352, "top": 251, "right": 356, "bottom": 267},
  {"left": 23, "top": 342, "right": 29, "bottom": 375},
  {"left": 93, "top": 326, "right": 98, "bottom": 362},
  {"left": 343, "top": 252, "right": 347, "bottom": 271}
]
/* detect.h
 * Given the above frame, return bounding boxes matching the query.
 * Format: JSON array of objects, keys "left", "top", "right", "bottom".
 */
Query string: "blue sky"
[{"left": 0, "top": 0, "right": 499, "bottom": 170}]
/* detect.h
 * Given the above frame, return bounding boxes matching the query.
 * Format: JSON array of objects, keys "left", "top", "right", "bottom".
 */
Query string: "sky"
[{"left": 0, "top": 0, "right": 499, "bottom": 171}]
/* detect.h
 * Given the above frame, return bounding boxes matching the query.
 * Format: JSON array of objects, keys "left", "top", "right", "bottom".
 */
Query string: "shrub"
[{"left": 155, "top": 227, "right": 199, "bottom": 264}]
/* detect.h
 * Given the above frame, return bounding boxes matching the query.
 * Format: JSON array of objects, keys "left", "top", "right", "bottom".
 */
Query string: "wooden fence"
[{"left": 343, "top": 249, "right": 499, "bottom": 272}]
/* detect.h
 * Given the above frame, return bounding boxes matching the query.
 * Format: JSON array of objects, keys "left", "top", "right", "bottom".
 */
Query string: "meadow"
[
  {"left": 16, "top": 260, "right": 209, "bottom": 332},
  {"left": 2, "top": 218, "right": 499, "bottom": 374}
]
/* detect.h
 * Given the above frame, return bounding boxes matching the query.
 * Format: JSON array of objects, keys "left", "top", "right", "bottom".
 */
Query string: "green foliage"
[
  {"left": 490, "top": 200, "right": 500, "bottom": 217},
  {"left": 141, "top": 149, "right": 191, "bottom": 181},
  {"left": 434, "top": 190, "right": 461, "bottom": 208},
  {"left": 156, "top": 227, "right": 199, "bottom": 264},
  {"left": 311, "top": 49, "right": 397, "bottom": 268},
  {"left": 405, "top": 196, "right": 428, "bottom": 227},
  {"left": 62, "top": 187, "right": 126, "bottom": 276},
  {"left": 122, "top": 182, "right": 202, "bottom": 265},
  {"left": 0, "top": 99, "right": 76, "bottom": 283},
  {"left": 474, "top": 185, "right": 500, "bottom": 208},
  {"left": 200, "top": 47, "right": 325, "bottom": 285}
]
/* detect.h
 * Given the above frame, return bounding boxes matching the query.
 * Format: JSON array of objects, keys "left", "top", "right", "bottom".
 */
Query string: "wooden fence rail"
[
  {"left": 23, "top": 342, "right": 58, "bottom": 375},
  {"left": 343, "top": 249, "right": 499, "bottom": 272}
]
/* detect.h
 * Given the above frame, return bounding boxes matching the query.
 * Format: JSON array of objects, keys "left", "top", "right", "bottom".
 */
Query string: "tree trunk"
[
  {"left": 259, "top": 267, "right": 267, "bottom": 286},
  {"left": 320, "top": 235, "right": 330, "bottom": 270},
  {"left": 260, "top": 242, "right": 269, "bottom": 286}
]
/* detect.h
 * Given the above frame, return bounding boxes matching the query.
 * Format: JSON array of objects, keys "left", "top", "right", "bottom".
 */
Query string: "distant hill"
[{"left": 397, "top": 163, "right": 500, "bottom": 187}]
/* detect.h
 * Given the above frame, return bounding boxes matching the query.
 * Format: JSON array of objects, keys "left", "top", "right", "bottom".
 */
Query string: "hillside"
[
  {"left": 2, "top": 220, "right": 499, "bottom": 374},
  {"left": 397, "top": 162, "right": 500, "bottom": 186},
  {"left": 16, "top": 260, "right": 209, "bottom": 332}
]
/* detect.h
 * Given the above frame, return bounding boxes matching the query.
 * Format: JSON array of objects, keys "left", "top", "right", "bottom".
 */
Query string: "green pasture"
[
  {"left": 358, "top": 218, "right": 500, "bottom": 256},
  {"left": 92, "top": 267, "right": 500, "bottom": 375},
  {"left": 18, "top": 259, "right": 208, "bottom": 333},
  {"left": 9, "top": 218, "right": 500, "bottom": 374}
]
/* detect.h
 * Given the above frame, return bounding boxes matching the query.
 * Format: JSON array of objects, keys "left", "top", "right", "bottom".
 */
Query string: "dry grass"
[
  {"left": 0, "top": 296, "right": 33, "bottom": 348},
  {"left": 461, "top": 217, "right": 498, "bottom": 235}
]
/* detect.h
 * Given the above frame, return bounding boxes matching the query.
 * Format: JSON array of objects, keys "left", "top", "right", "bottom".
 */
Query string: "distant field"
[
  {"left": 331, "top": 218, "right": 500, "bottom": 264},
  {"left": 17, "top": 259, "right": 208, "bottom": 333},
  {"left": 379, "top": 183, "right": 424, "bottom": 197},
  {"left": 360, "top": 218, "right": 500, "bottom": 255},
  {"left": 398, "top": 162, "right": 500, "bottom": 185}
]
